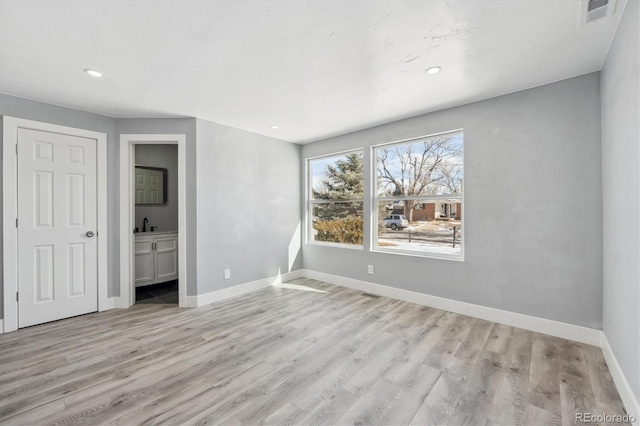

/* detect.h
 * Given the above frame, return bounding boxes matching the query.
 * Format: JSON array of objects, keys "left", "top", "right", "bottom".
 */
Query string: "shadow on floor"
[{"left": 136, "top": 280, "right": 178, "bottom": 304}]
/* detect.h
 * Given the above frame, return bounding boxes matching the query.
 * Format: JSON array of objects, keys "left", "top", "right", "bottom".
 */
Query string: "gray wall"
[
  {"left": 135, "top": 144, "right": 179, "bottom": 233},
  {"left": 195, "top": 118, "right": 302, "bottom": 295},
  {"left": 0, "top": 94, "right": 119, "bottom": 319},
  {"left": 0, "top": 98, "right": 202, "bottom": 317},
  {"left": 301, "top": 72, "right": 603, "bottom": 329},
  {"left": 601, "top": 0, "right": 640, "bottom": 404},
  {"left": 117, "top": 118, "right": 198, "bottom": 295},
  {"left": 0, "top": 93, "right": 299, "bottom": 311}
]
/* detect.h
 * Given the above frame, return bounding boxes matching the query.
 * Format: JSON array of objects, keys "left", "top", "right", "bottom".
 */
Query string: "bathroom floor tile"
[{"left": 136, "top": 280, "right": 178, "bottom": 304}]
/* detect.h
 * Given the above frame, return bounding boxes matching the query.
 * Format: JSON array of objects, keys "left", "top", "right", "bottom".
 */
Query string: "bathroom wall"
[{"left": 135, "top": 144, "right": 179, "bottom": 233}]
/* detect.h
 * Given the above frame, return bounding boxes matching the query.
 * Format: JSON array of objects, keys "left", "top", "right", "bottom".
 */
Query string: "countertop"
[{"left": 134, "top": 230, "right": 178, "bottom": 237}]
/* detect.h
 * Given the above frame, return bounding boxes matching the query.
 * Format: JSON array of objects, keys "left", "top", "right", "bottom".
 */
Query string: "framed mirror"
[{"left": 135, "top": 166, "right": 168, "bottom": 205}]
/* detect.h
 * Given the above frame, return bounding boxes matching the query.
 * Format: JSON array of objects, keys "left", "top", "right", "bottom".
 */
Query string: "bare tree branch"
[{"left": 376, "top": 136, "right": 463, "bottom": 221}]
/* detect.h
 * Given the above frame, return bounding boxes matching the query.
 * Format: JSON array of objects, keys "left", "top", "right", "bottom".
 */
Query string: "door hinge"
[
  {"left": 16, "top": 218, "right": 18, "bottom": 228},
  {"left": 15, "top": 144, "right": 18, "bottom": 155},
  {"left": 16, "top": 292, "right": 19, "bottom": 302}
]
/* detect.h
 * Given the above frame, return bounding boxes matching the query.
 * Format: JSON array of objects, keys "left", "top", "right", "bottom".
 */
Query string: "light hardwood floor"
[{"left": 0, "top": 278, "right": 629, "bottom": 425}]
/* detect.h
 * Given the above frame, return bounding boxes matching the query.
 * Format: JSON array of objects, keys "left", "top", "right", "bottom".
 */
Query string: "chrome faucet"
[{"left": 142, "top": 217, "right": 148, "bottom": 233}]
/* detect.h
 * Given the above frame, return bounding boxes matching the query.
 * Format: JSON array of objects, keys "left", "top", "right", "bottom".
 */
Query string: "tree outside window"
[
  {"left": 309, "top": 151, "right": 364, "bottom": 246},
  {"left": 375, "top": 131, "right": 464, "bottom": 257}
]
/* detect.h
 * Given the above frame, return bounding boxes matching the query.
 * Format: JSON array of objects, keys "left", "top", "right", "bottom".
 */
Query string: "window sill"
[
  {"left": 306, "top": 241, "right": 364, "bottom": 250},
  {"left": 372, "top": 246, "right": 464, "bottom": 262}
]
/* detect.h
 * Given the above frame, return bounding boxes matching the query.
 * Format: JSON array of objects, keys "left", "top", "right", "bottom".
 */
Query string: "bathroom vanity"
[{"left": 135, "top": 231, "right": 178, "bottom": 287}]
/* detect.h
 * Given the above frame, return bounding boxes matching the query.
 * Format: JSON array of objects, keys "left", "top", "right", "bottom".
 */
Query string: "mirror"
[{"left": 135, "top": 166, "right": 168, "bottom": 205}]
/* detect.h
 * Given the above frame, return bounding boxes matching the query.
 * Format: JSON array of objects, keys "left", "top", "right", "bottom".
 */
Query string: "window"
[
  {"left": 308, "top": 151, "right": 364, "bottom": 247},
  {"left": 374, "top": 130, "right": 463, "bottom": 258}
]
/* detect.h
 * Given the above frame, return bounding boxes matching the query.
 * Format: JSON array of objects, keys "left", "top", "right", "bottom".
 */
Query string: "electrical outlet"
[
  {"left": 367, "top": 265, "right": 374, "bottom": 275},
  {"left": 224, "top": 269, "right": 231, "bottom": 280}
]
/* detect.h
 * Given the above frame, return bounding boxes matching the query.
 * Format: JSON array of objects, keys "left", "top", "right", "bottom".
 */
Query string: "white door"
[{"left": 17, "top": 128, "right": 98, "bottom": 328}]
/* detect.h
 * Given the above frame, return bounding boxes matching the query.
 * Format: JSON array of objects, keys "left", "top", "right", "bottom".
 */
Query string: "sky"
[
  {"left": 310, "top": 153, "right": 355, "bottom": 194},
  {"left": 310, "top": 130, "right": 463, "bottom": 196}
]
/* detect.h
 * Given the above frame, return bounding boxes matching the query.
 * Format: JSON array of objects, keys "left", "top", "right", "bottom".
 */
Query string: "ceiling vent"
[{"left": 581, "top": 0, "right": 618, "bottom": 24}]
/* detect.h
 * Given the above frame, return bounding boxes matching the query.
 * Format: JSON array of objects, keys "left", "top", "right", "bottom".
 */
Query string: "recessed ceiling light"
[
  {"left": 425, "top": 66, "right": 441, "bottom": 75},
  {"left": 84, "top": 69, "right": 104, "bottom": 78},
  {"left": 271, "top": 125, "right": 279, "bottom": 129}
]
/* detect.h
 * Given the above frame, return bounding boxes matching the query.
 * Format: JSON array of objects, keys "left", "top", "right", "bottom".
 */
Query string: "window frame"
[
  {"left": 306, "top": 149, "right": 365, "bottom": 249},
  {"left": 371, "top": 130, "right": 464, "bottom": 261}
]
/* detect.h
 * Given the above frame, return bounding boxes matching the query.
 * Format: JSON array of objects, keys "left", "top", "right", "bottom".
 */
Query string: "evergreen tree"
[{"left": 313, "top": 152, "right": 364, "bottom": 219}]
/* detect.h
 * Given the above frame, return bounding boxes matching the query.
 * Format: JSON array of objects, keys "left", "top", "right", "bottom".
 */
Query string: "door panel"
[
  {"left": 68, "top": 174, "right": 85, "bottom": 226},
  {"left": 35, "top": 245, "right": 54, "bottom": 302},
  {"left": 135, "top": 239, "right": 155, "bottom": 285},
  {"left": 156, "top": 250, "right": 178, "bottom": 280},
  {"left": 155, "top": 236, "right": 178, "bottom": 281},
  {"left": 18, "top": 128, "right": 98, "bottom": 328},
  {"left": 35, "top": 171, "right": 54, "bottom": 227},
  {"left": 68, "top": 243, "right": 86, "bottom": 296}
]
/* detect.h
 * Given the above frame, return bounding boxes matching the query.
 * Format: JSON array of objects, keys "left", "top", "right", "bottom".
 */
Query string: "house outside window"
[
  {"left": 374, "top": 130, "right": 464, "bottom": 259},
  {"left": 308, "top": 151, "right": 364, "bottom": 247}
]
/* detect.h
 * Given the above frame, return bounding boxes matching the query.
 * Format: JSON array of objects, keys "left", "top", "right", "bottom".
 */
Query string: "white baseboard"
[
  {"left": 115, "top": 296, "right": 131, "bottom": 309},
  {"left": 5, "top": 267, "right": 634, "bottom": 419},
  {"left": 600, "top": 333, "right": 640, "bottom": 425},
  {"left": 297, "top": 270, "right": 640, "bottom": 422},
  {"left": 99, "top": 297, "right": 116, "bottom": 311},
  {"left": 298, "top": 269, "right": 602, "bottom": 346},
  {"left": 281, "top": 269, "right": 304, "bottom": 281},
  {"left": 185, "top": 270, "right": 303, "bottom": 308}
]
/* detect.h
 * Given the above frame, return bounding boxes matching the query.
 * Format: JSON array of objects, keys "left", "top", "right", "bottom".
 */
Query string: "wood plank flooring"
[{"left": 0, "top": 278, "right": 630, "bottom": 425}]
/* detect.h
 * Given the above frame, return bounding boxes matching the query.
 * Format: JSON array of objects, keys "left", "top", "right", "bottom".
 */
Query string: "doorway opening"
[
  {"left": 133, "top": 144, "right": 178, "bottom": 304},
  {"left": 119, "top": 134, "right": 187, "bottom": 308},
  {"left": 136, "top": 280, "right": 179, "bottom": 304}
]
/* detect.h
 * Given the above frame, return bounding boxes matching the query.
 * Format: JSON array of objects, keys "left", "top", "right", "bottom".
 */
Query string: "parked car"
[{"left": 382, "top": 214, "right": 408, "bottom": 230}]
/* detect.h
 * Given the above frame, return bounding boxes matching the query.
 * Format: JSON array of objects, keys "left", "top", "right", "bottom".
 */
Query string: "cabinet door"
[
  {"left": 135, "top": 239, "right": 155, "bottom": 285},
  {"left": 154, "top": 235, "right": 178, "bottom": 281}
]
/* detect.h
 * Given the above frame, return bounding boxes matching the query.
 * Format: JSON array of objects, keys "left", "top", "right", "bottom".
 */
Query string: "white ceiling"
[{"left": 0, "top": 1, "right": 625, "bottom": 144}]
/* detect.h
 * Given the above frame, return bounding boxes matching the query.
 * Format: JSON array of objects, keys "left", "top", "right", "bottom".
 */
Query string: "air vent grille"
[
  {"left": 588, "top": 0, "right": 608, "bottom": 12},
  {"left": 584, "top": 0, "right": 613, "bottom": 23}
]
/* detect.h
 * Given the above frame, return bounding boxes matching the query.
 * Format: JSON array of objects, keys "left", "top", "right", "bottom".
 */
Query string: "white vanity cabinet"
[{"left": 135, "top": 232, "right": 178, "bottom": 287}]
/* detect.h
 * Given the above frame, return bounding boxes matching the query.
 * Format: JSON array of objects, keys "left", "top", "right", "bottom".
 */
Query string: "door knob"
[{"left": 86, "top": 231, "right": 95, "bottom": 238}]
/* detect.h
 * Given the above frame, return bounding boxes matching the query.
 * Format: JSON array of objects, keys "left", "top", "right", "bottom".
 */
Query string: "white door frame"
[
  {"left": 119, "top": 134, "right": 187, "bottom": 308},
  {"left": 2, "top": 116, "right": 109, "bottom": 333}
]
